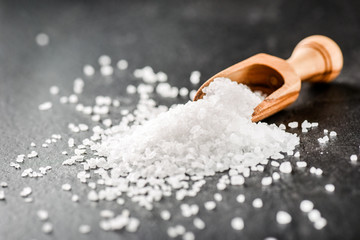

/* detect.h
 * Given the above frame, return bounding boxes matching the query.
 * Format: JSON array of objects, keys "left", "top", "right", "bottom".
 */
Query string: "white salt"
[
  {"left": 83, "top": 65, "right": 95, "bottom": 76},
  {"left": 160, "top": 210, "right": 171, "bottom": 221},
  {"left": 79, "top": 225, "right": 91, "bottom": 234},
  {"left": 117, "top": 60, "right": 128, "bottom": 70},
  {"left": 183, "top": 231, "right": 195, "bottom": 240},
  {"left": 42, "top": 222, "right": 53, "bottom": 234},
  {"left": 98, "top": 55, "right": 111, "bottom": 66},
  {"left": 272, "top": 172, "right": 281, "bottom": 180},
  {"left": 300, "top": 200, "right": 314, "bottom": 213},
  {"left": 231, "top": 217, "right": 244, "bottom": 231},
  {"left": 236, "top": 194, "right": 245, "bottom": 203},
  {"left": 193, "top": 217, "right": 206, "bottom": 230},
  {"left": 329, "top": 131, "right": 337, "bottom": 137},
  {"left": 314, "top": 217, "right": 327, "bottom": 230},
  {"left": 73, "top": 78, "right": 84, "bottom": 94},
  {"left": 0, "top": 190, "right": 5, "bottom": 200},
  {"left": 214, "top": 193, "right": 222, "bottom": 202},
  {"left": 308, "top": 209, "right": 321, "bottom": 222},
  {"left": 204, "top": 201, "right": 216, "bottom": 211},
  {"left": 127, "top": 85, "right": 137, "bottom": 94},
  {"left": 288, "top": 121, "right": 298, "bottom": 128},
  {"left": 179, "top": 87, "right": 189, "bottom": 97},
  {"left": 101, "top": 65, "right": 114, "bottom": 76},
  {"left": 190, "top": 71, "right": 201, "bottom": 84},
  {"left": 296, "top": 161, "right": 307, "bottom": 168},
  {"left": 350, "top": 154, "right": 358, "bottom": 162},
  {"left": 36, "top": 33, "right": 49, "bottom": 46},
  {"left": 261, "top": 177, "right": 272, "bottom": 186},
  {"left": 37, "top": 210, "right": 49, "bottom": 221},
  {"left": 252, "top": 198, "right": 263, "bottom": 208},
  {"left": 61, "top": 183, "right": 72, "bottom": 191},
  {"left": 20, "top": 187, "right": 32, "bottom": 197},
  {"left": 276, "top": 211, "right": 292, "bottom": 224},
  {"left": 50, "top": 86, "right": 59, "bottom": 95},
  {"left": 39, "top": 102, "right": 52, "bottom": 111},
  {"left": 325, "top": 184, "right": 335, "bottom": 192},
  {"left": 279, "top": 162, "right": 292, "bottom": 173}
]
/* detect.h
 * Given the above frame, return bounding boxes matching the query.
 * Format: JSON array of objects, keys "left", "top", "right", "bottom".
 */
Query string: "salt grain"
[
  {"left": 204, "top": 201, "right": 216, "bottom": 211},
  {"left": 98, "top": 55, "right": 111, "bottom": 66},
  {"left": 300, "top": 200, "right": 314, "bottom": 213},
  {"left": 193, "top": 217, "right": 206, "bottom": 230},
  {"left": 50, "top": 86, "right": 59, "bottom": 95},
  {"left": 79, "top": 225, "right": 91, "bottom": 234},
  {"left": 83, "top": 65, "right": 95, "bottom": 76},
  {"left": 350, "top": 154, "right": 358, "bottom": 162},
  {"left": 36, "top": 33, "right": 49, "bottom": 46},
  {"left": 214, "top": 193, "right": 223, "bottom": 202},
  {"left": 117, "top": 59, "right": 128, "bottom": 70},
  {"left": 261, "top": 177, "right": 272, "bottom": 186},
  {"left": 236, "top": 194, "right": 245, "bottom": 203},
  {"left": 276, "top": 211, "right": 292, "bottom": 224},
  {"left": 288, "top": 121, "right": 298, "bottom": 128},
  {"left": 39, "top": 102, "right": 52, "bottom": 111},
  {"left": 190, "top": 71, "right": 201, "bottom": 84},
  {"left": 20, "top": 187, "right": 32, "bottom": 197},
  {"left": 231, "top": 217, "right": 244, "bottom": 231},
  {"left": 61, "top": 183, "right": 72, "bottom": 191},
  {"left": 252, "top": 198, "right": 263, "bottom": 208},
  {"left": 325, "top": 184, "right": 335, "bottom": 192},
  {"left": 37, "top": 210, "right": 49, "bottom": 221},
  {"left": 160, "top": 210, "right": 171, "bottom": 221},
  {"left": 279, "top": 162, "right": 292, "bottom": 173},
  {"left": 0, "top": 190, "right": 5, "bottom": 200},
  {"left": 42, "top": 222, "right": 53, "bottom": 234}
]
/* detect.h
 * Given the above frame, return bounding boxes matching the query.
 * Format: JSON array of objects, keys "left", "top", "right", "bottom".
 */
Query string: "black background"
[{"left": 0, "top": 0, "right": 359, "bottom": 239}]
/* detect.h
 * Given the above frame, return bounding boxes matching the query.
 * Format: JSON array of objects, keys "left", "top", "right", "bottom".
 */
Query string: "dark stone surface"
[{"left": 0, "top": 0, "right": 359, "bottom": 239}]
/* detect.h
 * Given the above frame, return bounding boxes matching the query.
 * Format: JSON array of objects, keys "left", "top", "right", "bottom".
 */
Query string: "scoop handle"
[{"left": 286, "top": 35, "right": 343, "bottom": 83}]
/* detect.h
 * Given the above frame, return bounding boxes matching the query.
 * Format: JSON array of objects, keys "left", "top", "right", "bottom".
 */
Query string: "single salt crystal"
[
  {"left": 42, "top": 222, "right": 53, "bottom": 234},
  {"left": 296, "top": 161, "right": 307, "bottom": 168},
  {"left": 79, "top": 225, "right": 91, "bottom": 234},
  {"left": 236, "top": 194, "right": 245, "bottom": 203},
  {"left": 30, "top": 142, "right": 36, "bottom": 147},
  {"left": 126, "top": 218, "right": 140, "bottom": 232},
  {"left": 73, "top": 78, "right": 84, "bottom": 94},
  {"left": 325, "top": 184, "right": 335, "bottom": 192},
  {"left": 324, "top": 129, "right": 328, "bottom": 134},
  {"left": 190, "top": 71, "right": 201, "bottom": 84},
  {"left": 68, "top": 94, "right": 78, "bottom": 103},
  {"left": 0, "top": 190, "right": 5, "bottom": 200},
  {"left": 167, "top": 227, "right": 177, "bottom": 238},
  {"left": 24, "top": 197, "right": 33, "bottom": 203},
  {"left": 157, "top": 71, "right": 168, "bottom": 82},
  {"left": 183, "top": 231, "right": 195, "bottom": 240},
  {"left": 16, "top": 154, "right": 25, "bottom": 163},
  {"left": 272, "top": 172, "right": 281, "bottom": 180},
  {"left": 127, "top": 85, "right": 137, "bottom": 94},
  {"left": 261, "top": 177, "right": 272, "bottom": 186},
  {"left": 350, "top": 154, "right": 358, "bottom": 162},
  {"left": 83, "top": 65, "right": 95, "bottom": 76},
  {"left": 71, "top": 194, "right": 79, "bottom": 202},
  {"left": 38, "top": 102, "right": 52, "bottom": 111},
  {"left": 98, "top": 55, "right": 111, "bottom": 66},
  {"left": 60, "top": 96, "right": 68, "bottom": 104},
  {"left": 231, "top": 217, "right": 244, "bottom": 231},
  {"left": 252, "top": 198, "right": 263, "bottom": 208},
  {"left": 61, "top": 183, "right": 72, "bottom": 191},
  {"left": 160, "top": 210, "right": 171, "bottom": 221},
  {"left": 276, "top": 211, "right": 292, "bottom": 224},
  {"left": 271, "top": 161, "right": 280, "bottom": 167},
  {"left": 279, "top": 124, "right": 286, "bottom": 130},
  {"left": 230, "top": 175, "right": 245, "bottom": 185},
  {"left": 204, "top": 201, "right": 216, "bottom": 211},
  {"left": 179, "top": 87, "right": 189, "bottom": 97},
  {"left": 112, "top": 99, "right": 120, "bottom": 107},
  {"left": 300, "top": 200, "right": 314, "bottom": 213},
  {"left": 101, "top": 65, "right": 114, "bottom": 76},
  {"left": 49, "top": 86, "right": 59, "bottom": 95},
  {"left": 314, "top": 217, "right": 327, "bottom": 230},
  {"left": 100, "top": 210, "right": 115, "bottom": 218},
  {"left": 308, "top": 209, "right": 321, "bottom": 222},
  {"left": 311, "top": 122, "right": 319, "bottom": 127},
  {"left": 175, "top": 225, "right": 186, "bottom": 235},
  {"left": 20, "top": 187, "right": 32, "bottom": 197},
  {"left": 189, "top": 90, "right": 197, "bottom": 100},
  {"left": 116, "top": 198, "right": 125, "bottom": 205},
  {"left": 103, "top": 119, "right": 112, "bottom": 127},
  {"left": 36, "top": 33, "right": 49, "bottom": 46},
  {"left": 294, "top": 151, "right": 300, "bottom": 157},
  {"left": 193, "top": 217, "right": 206, "bottom": 230},
  {"left": 288, "top": 121, "right": 298, "bottom": 128},
  {"left": 117, "top": 59, "right": 128, "bottom": 70},
  {"left": 315, "top": 168, "right": 323, "bottom": 176},
  {"left": 329, "top": 131, "right": 337, "bottom": 137},
  {"left": 279, "top": 162, "right": 292, "bottom": 173},
  {"left": 0, "top": 182, "right": 8, "bottom": 188},
  {"left": 68, "top": 138, "right": 75, "bottom": 148},
  {"left": 87, "top": 190, "right": 99, "bottom": 201},
  {"left": 37, "top": 210, "right": 49, "bottom": 221},
  {"left": 214, "top": 193, "right": 223, "bottom": 202}
]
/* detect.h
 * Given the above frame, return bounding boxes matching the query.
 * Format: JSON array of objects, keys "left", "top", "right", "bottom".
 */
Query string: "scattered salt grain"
[
  {"left": 20, "top": 187, "right": 32, "bottom": 197},
  {"left": 276, "top": 211, "right": 292, "bottom": 224},
  {"left": 308, "top": 209, "right": 321, "bottom": 222},
  {"left": 79, "top": 225, "right": 91, "bottom": 234},
  {"left": 0, "top": 190, "right": 5, "bottom": 200},
  {"left": 98, "top": 55, "right": 111, "bottom": 66},
  {"left": 16, "top": 154, "right": 25, "bottom": 163},
  {"left": 296, "top": 161, "right": 307, "bottom": 168},
  {"left": 300, "top": 200, "right": 314, "bottom": 213},
  {"left": 314, "top": 217, "right": 327, "bottom": 230},
  {"left": 261, "top": 177, "right": 272, "bottom": 186},
  {"left": 42, "top": 222, "right": 53, "bottom": 234},
  {"left": 87, "top": 190, "right": 99, "bottom": 201},
  {"left": 179, "top": 87, "right": 189, "bottom": 97},
  {"left": 204, "top": 201, "right": 216, "bottom": 211},
  {"left": 117, "top": 59, "right": 128, "bottom": 70},
  {"left": 61, "top": 183, "right": 72, "bottom": 191},
  {"left": 160, "top": 210, "right": 171, "bottom": 221},
  {"left": 230, "top": 175, "right": 245, "bottom": 185},
  {"left": 0, "top": 182, "right": 8, "bottom": 188},
  {"left": 60, "top": 96, "right": 68, "bottom": 104},
  {"left": 231, "top": 217, "right": 244, "bottom": 231},
  {"left": 350, "top": 154, "right": 358, "bottom": 162},
  {"left": 101, "top": 65, "right": 114, "bottom": 76},
  {"left": 236, "top": 194, "right": 245, "bottom": 203},
  {"left": 190, "top": 71, "right": 201, "bottom": 84},
  {"left": 73, "top": 78, "right": 85, "bottom": 94},
  {"left": 127, "top": 85, "right": 137, "bottom": 94},
  {"left": 83, "top": 65, "right": 95, "bottom": 76},
  {"left": 288, "top": 121, "right": 298, "bottom": 128},
  {"left": 38, "top": 102, "right": 52, "bottom": 111},
  {"left": 50, "top": 86, "right": 59, "bottom": 95},
  {"left": 279, "top": 162, "right": 292, "bottom": 173},
  {"left": 329, "top": 131, "right": 337, "bottom": 137},
  {"left": 214, "top": 193, "right": 223, "bottom": 202},
  {"left": 189, "top": 90, "right": 197, "bottom": 99},
  {"left": 68, "top": 94, "right": 78, "bottom": 103},
  {"left": 252, "top": 198, "right": 263, "bottom": 208},
  {"left": 37, "top": 210, "right": 49, "bottom": 221},
  {"left": 325, "top": 184, "right": 335, "bottom": 192},
  {"left": 272, "top": 172, "right": 281, "bottom": 180},
  {"left": 193, "top": 217, "right": 206, "bottom": 230},
  {"left": 183, "top": 231, "right": 195, "bottom": 240},
  {"left": 100, "top": 210, "right": 115, "bottom": 218},
  {"left": 36, "top": 33, "right": 49, "bottom": 46},
  {"left": 71, "top": 194, "right": 79, "bottom": 202}
]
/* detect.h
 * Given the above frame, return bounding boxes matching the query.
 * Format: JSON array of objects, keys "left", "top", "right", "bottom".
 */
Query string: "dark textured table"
[{"left": 0, "top": 0, "right": 359, "bottom": 239}]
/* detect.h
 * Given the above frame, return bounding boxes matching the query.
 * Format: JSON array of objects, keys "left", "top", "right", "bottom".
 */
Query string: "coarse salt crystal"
[
  {"left": 117, "top": 60, "right": 128, "bottom": 70},
  {"left": 350, "top": 155, "right": 358, "bottom": 162},
  {"left": 83, "top": 65, "right": 95, "bottom": 76},
  {"left": 37, "top": 210, "right": 49, "bottom": 221},
  {"left": 98, "top": 55, "right": 111, "bottom": 66},
  {"left": 61, "top": 183, "right": 72, "bottom": 191},
  {"left": 261, "top": 177, "right": 272, "bottom": 186},
  {"left": 160, "top": 210, "right": 171, "bottom": 221},
  {"left": 252, "top": 198, "right": 263, "bottom": 208},
  {"left": 20, "top": 187, "right": 32, "bottom": 197},
  {"left": 193, "top": 217, "right": 206, "bottom": 230},
  {"left": 231, "top": 217, "right": 244, "bottom": 231},
  {"left": 324, "top": 184, "right": 335, "bottom": 192},
  {"left": 276, "top": 211, "right": 292, "bottom": 224},
  {"left": 42, "top": 222, "right": 53, "bottom": 234},
  {"left": 296, "top": 161, "right": 307, "bottom": 168},
  {"left": 279, "top": 162, "right": 292, "bottom": 173},
  {"left": 204, "top": 201, "right": 216, "bottom": 211},
  {"left": 49, "top": 86, "right": 59, "bottom": 95},
  {"left": 38, "top": 102, "right": 52, "bottom": 111},
  {"left": 288, "top": 122, "right": 298, "bottom": 128},
  {"left": 79, "top": 225, "right": 91, "bottom": 234},
  {"left": 236, "top": 194, "right": 245, "bottom": 203},
  {"left": 300, "top": 200, "right": 314, "bottom": 213},
  {"left": 36, "top": 33, "right": 49, "bottom": 46}
]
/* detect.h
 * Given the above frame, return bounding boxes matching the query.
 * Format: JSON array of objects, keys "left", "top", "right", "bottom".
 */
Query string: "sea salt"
[
  {"left": 117, "top": 60, "right": 128, "bottom": 70},
  {"left": 98, "top": 55, "right": 111, "bottom": 66},
  {"left": 83, "top": 65, "right": 95, "bottom": 76},
  {"left": 204, "top": 201, "right": 216, "bottom": 211},
  {"left": 236, "top": 194, "right": 245, "bottom": 203},
  {"left": 296, "top": 161, "right": 307, "bottom": 168},
  {"left": 79, "top": 225, "right": 91, "bottom": 234},
  {"left": 279, "top": 162, "right": 292, "bottom": 173},
  {"left": 276, "top": 211, "right": 292, "bottom": 224},
  {"left": 39, "top": 102, "right": 52, "bottom": 111},
  {"left": 350, "top": 155, "right": 358, "bottom": 162},
  {"left": 261, "top": 177, "right": 272, "bottom": 186},
  {"left": 42, "top": 222, "right": 53, "bottom": 234},
  {"left": 252, "top": 198, "right": 263, "bottom": 208},
  {"left": 74, "top": 78, "right": 85, "bottom": 94},
  {"left": 325, "top": 184, "right": 335, "bottom": 192},
  {"left": 61, "top": 183, "right": 72, "bottom": 191},
  {"left": 300, "top": 200, "right": 314, "bottom": 213},
  {"left": 0, "top": 190, "right": 5, "bottom": 200},
  {"left": 36, "top": 33, "right": 49, "bottom": 46},
  {"left": 20, "top": 187, "right": 32, "bottom": 197},
  {"left": 231, "top": 217, "right": 244, "bottom": 231},
  {"left": 160, "top": 210, "right": 171, "bottom": 221},
  {"left": 37, "top": 210, "right": 49, "bottom": 221},
  {"left": 50, "top": 86, "right": 59, "bottom": 95},
  {"left": 190, "top": 71, "right": 201, "bottom": 84},
  {"left": 288, "top": 121, "right": 298, "bottom": 128},
  {"left": 193, "top": 217, "right": 206, "bottom": 230}
]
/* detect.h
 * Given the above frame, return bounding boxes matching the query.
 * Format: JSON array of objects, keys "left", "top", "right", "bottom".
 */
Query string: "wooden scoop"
[{"left": 193, "top": 35, "right": 343, "bottom": 122}]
